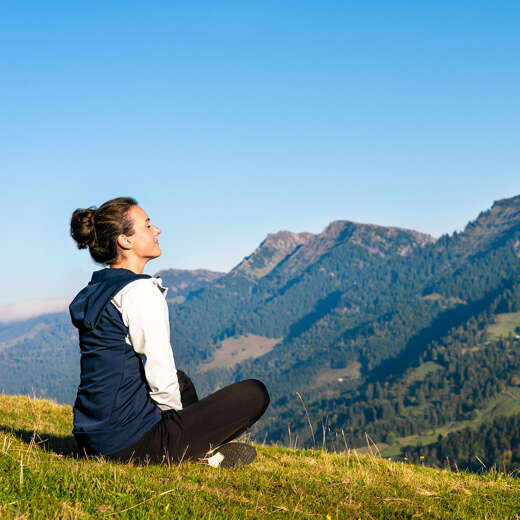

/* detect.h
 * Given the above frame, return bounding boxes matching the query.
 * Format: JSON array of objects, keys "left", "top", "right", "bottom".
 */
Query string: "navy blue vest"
[{"left": 69, "top": 268, "right": 162, "bottom": 456}]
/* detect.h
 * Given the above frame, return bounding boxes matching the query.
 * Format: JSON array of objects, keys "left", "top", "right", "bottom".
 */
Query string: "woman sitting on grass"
[{"left": 69, "top": 196, "right": 270, "bottom": 468}]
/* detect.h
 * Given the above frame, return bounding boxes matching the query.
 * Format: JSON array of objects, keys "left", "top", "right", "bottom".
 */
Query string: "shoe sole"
[{"left": 207, "top": 442, "right": 257, "bottom": 468}]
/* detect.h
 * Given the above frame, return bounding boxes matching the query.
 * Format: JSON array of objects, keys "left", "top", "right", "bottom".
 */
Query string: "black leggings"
[{"left": 106, "top": 372, "right": 270, "bottom": 464}]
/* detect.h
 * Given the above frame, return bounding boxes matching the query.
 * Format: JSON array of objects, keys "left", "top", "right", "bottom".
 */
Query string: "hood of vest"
[{"left": 69, "top": 268, "right": 151, "bottom": 331}]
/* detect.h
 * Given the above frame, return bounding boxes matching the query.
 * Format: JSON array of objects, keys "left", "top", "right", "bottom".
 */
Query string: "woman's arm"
[{"left": 111, "top": 278, "right": 183, "bottom": 411}]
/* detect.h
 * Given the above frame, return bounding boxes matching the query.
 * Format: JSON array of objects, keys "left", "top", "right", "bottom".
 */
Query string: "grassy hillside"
[{"left": 1, "top": 395, "right": 520, "bottom": 519}]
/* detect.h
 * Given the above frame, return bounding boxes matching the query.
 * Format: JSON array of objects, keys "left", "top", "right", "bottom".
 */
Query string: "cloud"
[{"left": 0, "top": 298, "right": 71, "bottom": 324}]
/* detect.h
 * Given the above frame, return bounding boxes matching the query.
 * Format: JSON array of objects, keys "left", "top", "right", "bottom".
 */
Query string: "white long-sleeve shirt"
[{"left": 110, "top": 276, "right": 183, "bottom": 411}]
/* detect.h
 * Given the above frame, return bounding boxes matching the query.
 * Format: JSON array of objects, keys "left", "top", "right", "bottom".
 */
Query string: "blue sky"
[{"left": 1, "top": 1, "right": 519, "bottom": 308}]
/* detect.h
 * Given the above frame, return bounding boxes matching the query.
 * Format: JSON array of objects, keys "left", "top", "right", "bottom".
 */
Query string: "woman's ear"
[{"left": 116, "top": 234, "right": 133, "bottom": 251}]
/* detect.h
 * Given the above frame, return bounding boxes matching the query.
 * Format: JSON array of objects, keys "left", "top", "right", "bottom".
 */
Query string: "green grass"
[
  {"left": 198, "top": 334, "right": 281, "bottom": 372},
  {"left": 405, "top": 361, "right": 443, "bottom": 384},
  {"left": 1, "top": 394, "right": 520, "bottom": 519},
  {"left": 420, "top": 294, "right": 467, "bottom": 306},
  {"left": 487, "top": 312, "right": 520, "bottom": 339}
]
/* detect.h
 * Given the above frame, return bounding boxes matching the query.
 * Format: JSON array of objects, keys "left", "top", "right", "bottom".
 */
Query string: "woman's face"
[{"left": 124, "top": 205, "right": 162, "bottom": 260}]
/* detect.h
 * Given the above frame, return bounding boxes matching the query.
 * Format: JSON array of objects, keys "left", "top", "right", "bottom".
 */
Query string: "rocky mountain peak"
[
  {"left": 318, "top": 220, "right": 435, "bottom": 255},
  {"left": 482, "top": 195, "right": 520, "bottom": 227},
  {"left": 262, "top": 230, "right": 315, "bottom": 248},
  {"left": 455, "top": 194, "right": 520, "bottom": 254},
  {"left": 232, "top": 220, "right": 435, "bottom": 282},
  {"left": 231, "top": 230, "right": 314, "bottom": 279}
]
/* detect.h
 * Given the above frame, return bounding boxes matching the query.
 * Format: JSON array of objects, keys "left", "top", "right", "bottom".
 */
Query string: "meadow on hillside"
[{"left": 1, "top": 394, "right": 520, "bottom": 519}]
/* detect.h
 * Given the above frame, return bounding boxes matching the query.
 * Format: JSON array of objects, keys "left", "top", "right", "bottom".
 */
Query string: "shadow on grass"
[{"left": 0, "top": 425, "right": 78, "bottom": 457}]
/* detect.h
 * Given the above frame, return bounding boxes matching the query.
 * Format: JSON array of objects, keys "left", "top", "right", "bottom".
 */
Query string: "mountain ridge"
[
  {"left": 231, "top": 221, "right": 436, "bottom": 282},
  {"left": 1, "top": 194, "right": 520, "bottom": 470}
]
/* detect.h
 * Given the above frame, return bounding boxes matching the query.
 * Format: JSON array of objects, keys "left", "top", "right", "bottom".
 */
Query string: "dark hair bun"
[
  {"left": 70, "top": 208, "right": 97, "bottom": 249},
  {"left": 69, "top": 197, "right": 137, "bottom": 265}
]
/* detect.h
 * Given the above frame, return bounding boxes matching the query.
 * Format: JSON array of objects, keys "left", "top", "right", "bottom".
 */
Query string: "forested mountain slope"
[
  {"left": 169, "top": 195, "right": 520, "bottom": 462},
  {"left": 1, "top": 195, "right": 520, "bottom": 472},
  {"left": 0, "top": 311, "right": 78, "bottom": 403},
  {"left": 171, "top": 220, "right": 435, "bottom": 376},
  {"left": 0, "top": 270, "right": 224, "bottom": 403},
  {"left": 403, "top": 414, "right": 520, "bottom": 473},
  {"left": 154, "top": 268, "right": 224, "bottom": 303}
]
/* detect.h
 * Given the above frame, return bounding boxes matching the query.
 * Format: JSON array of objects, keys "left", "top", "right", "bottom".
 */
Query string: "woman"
[{"left": 69, "top": 196, "right": 270, "bottom": 467}]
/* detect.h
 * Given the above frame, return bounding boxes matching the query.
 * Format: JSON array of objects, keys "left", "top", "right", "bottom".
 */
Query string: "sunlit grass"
[
  {"left": 487, "top": 312, "right": 520, "bottom": 339},
  {"left": 1, "top": 394, "right": 520, "bottom": 519}
]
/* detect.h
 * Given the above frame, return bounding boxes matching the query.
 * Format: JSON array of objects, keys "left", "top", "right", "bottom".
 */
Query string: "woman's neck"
[{"left": 111, "top": 257, "right": 146, "bottom": 274}]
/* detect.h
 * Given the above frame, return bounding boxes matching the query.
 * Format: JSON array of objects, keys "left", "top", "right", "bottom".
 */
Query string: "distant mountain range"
[
  {"left": 2, "top": 195, "right": 520, "bottom": 471},
  {"left": 157, "top": 268, "right": 224, "bottom": 303}
]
